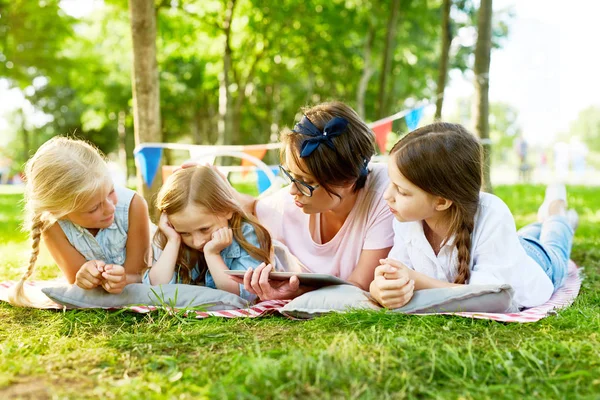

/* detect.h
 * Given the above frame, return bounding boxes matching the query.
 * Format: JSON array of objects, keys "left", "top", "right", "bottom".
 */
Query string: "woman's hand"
[
  {"left": 158, "top": 212, "right": 181, "bottom": 243},
  {"left": 228, "top": 262, "right": 303, "bottom": 301},
  {"left": 203, "top": 227, "right": 233, "bottom": 256},
  {"left": 75, "top": 260, "right": 105, "bottom": 289},
  {"left": 100, "top": 264, "right": 127, "bottom": 294},
  {"left": 369, "top": 261, "right": 415, "bottom": 309}
]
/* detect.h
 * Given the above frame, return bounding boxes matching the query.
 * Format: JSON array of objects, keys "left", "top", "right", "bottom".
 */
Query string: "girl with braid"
[
  {"left": 143, "top": 166, "right": 273, "bottom": 302},
  {"left": 370, "top": 123, "right": 578, "bottom": 309},
  {"left": 9, "top": 137, "right": 150, "bottom": 307}
]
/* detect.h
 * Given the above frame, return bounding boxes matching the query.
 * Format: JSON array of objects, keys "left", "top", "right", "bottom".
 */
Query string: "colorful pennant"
[
  {"left": 241, "top": 147, "right": 268, "bottom": 178},
  {"left": 256, "top": 166, "right": 280, "bottom": 194},
  {"left": 405, "top": 106, "right": 424, "bottom": 131},
  {"left": 371, "top": 120, "right": 393, "bottom": 154},
  {"left": 134, "top": 146, "right": 163, "bottom": 187}
]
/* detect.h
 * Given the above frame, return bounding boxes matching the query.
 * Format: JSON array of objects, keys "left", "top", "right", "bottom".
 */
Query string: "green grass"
[{"left": 1, "top": 184, "right": 599, "bottom": 399}]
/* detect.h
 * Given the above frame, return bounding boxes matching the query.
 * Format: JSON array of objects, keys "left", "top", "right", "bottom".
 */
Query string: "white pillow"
[
  {"left": 281, "top": 284, "right": 517, "bottom": 319},
  {"left": 42, "top": 283, "right": 250, "bottom": 310}
]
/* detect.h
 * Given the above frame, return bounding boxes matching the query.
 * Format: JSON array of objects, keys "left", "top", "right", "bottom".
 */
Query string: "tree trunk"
[
  {"left": 218, "top": 0, "right": 237, "bottom": 146},
  {"left": 377, "top": 0, "right": 401, "bottom": 119},
  {"left": 206, "top": 100, "right": 217, "bottom": 144},
  {"left": 117, "top": 110, "right": 128, "bottom": 179},
  {"left": 192, "top": 92, "right": 211, "bottom": 145},
  {"left": 191, "top": 106, "right": 201, "bottom": 145},
  {"left": 473, "top": 0, "right": 493, "bottom": 192},
  {"left": 129, "top": 0, "right": 162, "bottom": 219},
  {"left": 357, "top": 23, "right": 375, "bottom": 119},
  {"left": 434, "top": 0, "right": 453, "bottom": 120}
]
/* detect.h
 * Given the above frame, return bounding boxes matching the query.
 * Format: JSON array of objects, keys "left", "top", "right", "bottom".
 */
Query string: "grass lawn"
[{"left": 0, "top": 184, "right": 599, "bottom": 399}]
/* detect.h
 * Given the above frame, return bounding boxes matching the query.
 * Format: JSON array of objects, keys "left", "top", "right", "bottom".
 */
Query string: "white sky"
[
  {"left": 445, "top": 0, "right": 600, "bottom": 144},
  {"left": 2, "top": 0, "right": 600, "bottom": 146}
]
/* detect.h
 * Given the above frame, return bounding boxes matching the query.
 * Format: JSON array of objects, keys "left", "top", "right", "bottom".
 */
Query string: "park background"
[{"left": 0, "top": 0, "right": 599, "bottom": 398}]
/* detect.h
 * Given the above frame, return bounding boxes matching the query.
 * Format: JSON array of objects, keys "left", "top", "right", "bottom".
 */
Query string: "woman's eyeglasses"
[{"left": 278, "top": 165, "right": 320, "bottom": 197}]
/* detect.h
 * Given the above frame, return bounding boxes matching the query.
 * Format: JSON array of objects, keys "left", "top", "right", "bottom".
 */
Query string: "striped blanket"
[{"left": 0, "top": 261, "right": 581, "bottom": 323}]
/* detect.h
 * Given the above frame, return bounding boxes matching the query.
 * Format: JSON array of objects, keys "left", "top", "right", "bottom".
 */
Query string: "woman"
[{"left": 229, "top": 102, "right": 394, "bottom": 300}]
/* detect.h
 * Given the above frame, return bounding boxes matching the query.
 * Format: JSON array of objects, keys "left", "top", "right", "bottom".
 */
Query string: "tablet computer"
[{"left": 223, "top": 270, "right": 349, "bottom": 287}]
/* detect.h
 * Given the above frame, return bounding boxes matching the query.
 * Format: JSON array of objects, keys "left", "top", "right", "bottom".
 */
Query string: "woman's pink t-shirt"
[{"left": 256, "top": 163, "right": 394, "bottom": 280}]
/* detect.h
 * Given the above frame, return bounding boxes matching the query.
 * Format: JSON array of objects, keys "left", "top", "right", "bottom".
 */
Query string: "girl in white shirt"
[{"left": 369, "top": 122, "right": 577, "bottom": 309}]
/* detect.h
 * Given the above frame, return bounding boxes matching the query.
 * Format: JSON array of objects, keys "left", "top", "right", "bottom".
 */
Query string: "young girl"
[
  {"left": 9, "top": 137, "right": 150, "bottom": 307},
  {"left": 143, "top": 165, "right": 273, "bottom": 302},
  {"left": 370, "top": 122, "right": 577, "bottom": 310}
]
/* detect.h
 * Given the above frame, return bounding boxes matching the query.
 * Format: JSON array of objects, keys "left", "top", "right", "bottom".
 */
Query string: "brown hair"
[
  {"left": 280, "top": 101, "right": 376, "bottom": 196},
  {"left": 390, "top": 122, "right": 483, "bottom": 284},
  {"left": 154, "top": 166, "right": 272, "bottom": 284}
]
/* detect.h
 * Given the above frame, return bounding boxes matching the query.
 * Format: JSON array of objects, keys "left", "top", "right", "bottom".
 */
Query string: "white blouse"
[{"left": 388, "top": 192, "right": 554, "bottom": 308}]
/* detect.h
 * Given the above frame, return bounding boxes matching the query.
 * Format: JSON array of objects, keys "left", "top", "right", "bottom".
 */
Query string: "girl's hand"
[
  {"left": 369, "top": 263, "right": 415, "bottom": 309},
  {"left": 158, "top": 213, "right": 180, "bottom": 243},
  {"left": 203, "top": 227, "right": 233, "bottom": 255},
  {"left": 378, "top": 258, "right": 410, "bottom": 278},
  {"left": 101, "top": 264, "right": 127, "bottom": 294},
  {"left": 75, "top": 260, "right": 105, "bottom": 290},
  {"left": 229, "top": 262, "right": 302, "bottom": 301}
]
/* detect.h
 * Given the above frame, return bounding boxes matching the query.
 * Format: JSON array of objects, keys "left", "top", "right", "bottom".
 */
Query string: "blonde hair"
[
  {"left": 153, "top": 166, "right": 272, "bottom": 284},
  {"left": 9, "top": 136, "right": 112, "bottom": 307}
]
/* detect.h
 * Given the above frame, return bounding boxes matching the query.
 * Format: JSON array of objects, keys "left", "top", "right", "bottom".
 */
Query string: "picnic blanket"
[{"left": 0, "top": 261, "right": 582, "bottom": 323}]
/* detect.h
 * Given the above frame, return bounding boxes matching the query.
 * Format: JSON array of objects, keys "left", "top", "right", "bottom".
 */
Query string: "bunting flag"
[
  {"left": 405, "top": 106, "right": 424, "bottom": 131},
  {"left": 241, "top": 147, "right": 268, "bottom": 178},
  {"left": 371, "top": 120, "right": 393, "bottom": 154},
  {"left": 134, "top": 146, "right": 163, "bottom": 187},
  {"left": 256, "top": 166, "right": 280, "bottom": 194}
]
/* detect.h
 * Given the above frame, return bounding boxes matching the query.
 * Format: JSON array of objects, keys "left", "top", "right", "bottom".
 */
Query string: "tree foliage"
[
  {"left": 569, "top": 106, "right": 600, "bottom": 153},
  {"left": 0, "top": 0, "right": 512, "bottom": 173}
]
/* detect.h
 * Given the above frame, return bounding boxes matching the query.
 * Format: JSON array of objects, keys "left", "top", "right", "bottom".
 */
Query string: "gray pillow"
[
  {"left": 281, "top": 283, "right": 517, "bottom": 319},
  {"left": 41, "top": 283, "right": 250, "bottom": 310}
]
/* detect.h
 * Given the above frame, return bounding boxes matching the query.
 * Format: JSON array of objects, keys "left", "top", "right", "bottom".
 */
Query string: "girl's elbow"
[{"left": 349, "top": 279, "right": 369, "bottom": 291}]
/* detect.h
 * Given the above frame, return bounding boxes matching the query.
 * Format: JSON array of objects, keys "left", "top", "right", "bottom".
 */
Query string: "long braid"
[
  {"left": 453, "top": 220, "right": 473, "bottom": 284},
  {"left": 8, "top": 214, "right": 49, "bottom": 307}
]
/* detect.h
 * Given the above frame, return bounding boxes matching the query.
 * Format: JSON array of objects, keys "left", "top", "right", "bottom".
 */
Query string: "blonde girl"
[
  {"left": 370, "top": 122, "right": 577, "bottom": 309},
  {"left": 9, "top": 137, "right": 150, "bottom": 306},
  {"left": 143, "top": 166, "right": 272, "bottom": 302}
]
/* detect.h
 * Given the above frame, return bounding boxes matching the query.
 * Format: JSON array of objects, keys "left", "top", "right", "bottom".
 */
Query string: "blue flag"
[
  {"left": 405, "top": 106, "right": 424, "bottom": 131},
  {"left": 256, "top": 166, "right": 280, "bottom": 194},
  {"left": 134, "top": 146, "right": 163, "bottom": 187}
]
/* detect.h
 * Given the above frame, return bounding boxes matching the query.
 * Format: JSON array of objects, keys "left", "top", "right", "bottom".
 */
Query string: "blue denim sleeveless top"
[{"left": 57, "top": 186, "right": 136, "bottom": 266}]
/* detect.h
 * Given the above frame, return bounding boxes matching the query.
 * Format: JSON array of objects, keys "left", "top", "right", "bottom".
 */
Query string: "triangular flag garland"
[
  {"left": 134, "top": 146, "right": 163, "bottom": 187},
  {"left": 241, "top": 147, "right": 268, "bottom": 178},
  {"left": 368, "top": 104, "right": 428, "bottom": 154},
  {"left": 371, "top": 120, "right": 393, "bottom": 154},
  {"left": 132, "top": 104, "right": 427, "bottom": 183},
  {"left": 405, "top": 106, "right": 424, "bottom": 131}
]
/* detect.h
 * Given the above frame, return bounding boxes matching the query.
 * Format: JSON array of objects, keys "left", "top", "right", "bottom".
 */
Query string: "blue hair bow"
[
  {"left": 360, "top": 156, "right": 370, "bottom": 177},
  {"left": 293, "top": 116, "right": 349, "bottom": 158}
]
